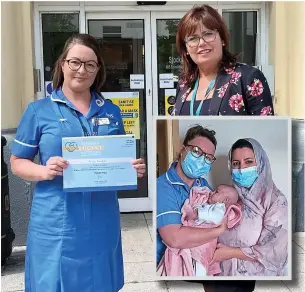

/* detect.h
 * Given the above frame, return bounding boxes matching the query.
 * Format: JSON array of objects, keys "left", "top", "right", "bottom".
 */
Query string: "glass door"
[
  {"left": 151, "top": 12, "right": 185, "bottom": 116},
  {"left": 35, "top": 5, "right": 264, "bottom": 212},
  {"left": 86, "top": 12, "right": 152, "bottom": 212}
]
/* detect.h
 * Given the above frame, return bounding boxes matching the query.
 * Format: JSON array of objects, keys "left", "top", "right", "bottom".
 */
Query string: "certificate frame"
[{"left": 62, "top": 134, "right": 137, "bottom": 192}]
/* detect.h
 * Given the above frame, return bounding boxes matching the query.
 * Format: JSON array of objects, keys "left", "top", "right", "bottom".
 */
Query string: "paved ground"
[{"left": 1, "top": 213, "right": 304, "bottom": 292}]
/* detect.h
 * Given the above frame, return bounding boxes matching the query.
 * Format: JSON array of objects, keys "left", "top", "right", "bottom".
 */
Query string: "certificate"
[{"left": 62, "top": 135, "right": 137, "bottom": 192}]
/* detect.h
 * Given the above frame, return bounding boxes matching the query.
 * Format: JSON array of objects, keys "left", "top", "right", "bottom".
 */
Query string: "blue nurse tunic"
[
  {"left": 156, "top": 162, "right": 212, "bottom": 265},
  {"left": 11, "top": 88, "right": 126, "bottom": 292}
]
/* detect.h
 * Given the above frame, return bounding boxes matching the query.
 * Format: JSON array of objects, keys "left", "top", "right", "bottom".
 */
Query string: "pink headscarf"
[{"left": 219, "top": 138, "right": 288, "bottom": 276}]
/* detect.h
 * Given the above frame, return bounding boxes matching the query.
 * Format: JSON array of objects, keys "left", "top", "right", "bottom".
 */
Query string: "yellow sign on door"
[
  {"left": 102, "top": 92, "right": 140, "bottom": 139},
  {"left": 164, "top": 89, "right": 176, "bottom": 116}
]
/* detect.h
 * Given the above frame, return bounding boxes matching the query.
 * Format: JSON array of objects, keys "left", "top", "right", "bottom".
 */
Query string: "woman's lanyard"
[
  {"left": 190, "top": 78, "right": 216, "bottom": 116},
  {"left": 68, "top": 108, "right": 99, "bottom": 136}
]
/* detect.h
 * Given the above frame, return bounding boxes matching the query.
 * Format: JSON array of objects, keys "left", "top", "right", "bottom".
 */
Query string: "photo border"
[{"left": 152, "top": 116, "right": 292, "bottom": 281}]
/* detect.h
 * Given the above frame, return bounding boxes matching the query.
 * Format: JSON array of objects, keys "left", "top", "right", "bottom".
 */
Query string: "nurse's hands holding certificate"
[
  {"left": 132, "top": 158, "right": 146, "bottom": 178},
  {"left": 43, "top": 157, "right": 145, "bottom": 180},
  {"left": 43, "top": 156, "right": 69, "bottom": 180}
]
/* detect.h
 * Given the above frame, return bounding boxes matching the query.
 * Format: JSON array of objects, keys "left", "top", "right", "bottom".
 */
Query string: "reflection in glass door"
[
  {"left": 87, "top": 13, "right": 152, "bottom": 212},
  {"left": 151, "top": 12, "right": 185, "bottom": 116},
  {"left": 156, "top": 19, "right": 181, "bottom": 116},
  {"left": 40, "top": 13, "right": 80, "bottom": 97},
  {"left": 223, "top": 11, "right": 258, "bottom": 66}
]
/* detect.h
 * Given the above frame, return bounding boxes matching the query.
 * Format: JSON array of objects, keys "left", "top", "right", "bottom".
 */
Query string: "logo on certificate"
[{"left": 65, "top": 142, "right": 78, "bottom": 152}]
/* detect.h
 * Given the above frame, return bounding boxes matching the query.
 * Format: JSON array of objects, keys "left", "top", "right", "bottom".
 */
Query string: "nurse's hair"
[
  {"left": 175, "top": 125, "right": 216, "bottom": 161},
  {"left": 183, "top": 125, "right": 217, "bottom": 148},
  {"left": 52, "top": 33, "right": 106, "bottom": 94}
]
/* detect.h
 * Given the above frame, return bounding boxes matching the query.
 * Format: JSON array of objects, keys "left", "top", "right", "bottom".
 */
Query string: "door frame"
[
  {"left": 151, "top": 11, "right": 186, "bottom": 116},
  {"left": 85, "top": 11, "right": 153, "bottom": 212}
]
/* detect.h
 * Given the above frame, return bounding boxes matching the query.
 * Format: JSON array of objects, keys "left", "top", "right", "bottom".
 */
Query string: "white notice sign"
[
  {"left": 130, "top": 74, "right": 145, "bottom": 89},
  {"left": 159, "top": 73, "right": 174, "bottom": 88}
]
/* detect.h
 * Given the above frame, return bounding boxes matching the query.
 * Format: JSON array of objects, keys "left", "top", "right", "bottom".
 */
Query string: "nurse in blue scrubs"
[
  {"left": 156, "top": 125, "right": 227, "bottom": 291},
  {"left": 10, "top": 34, "right": 146, "bottom": 292}
]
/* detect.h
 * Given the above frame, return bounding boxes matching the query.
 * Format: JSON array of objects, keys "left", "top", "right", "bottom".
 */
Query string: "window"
[
  {"left": 156, "top": 19, "right": 180, "bottom": 115},
  {"left": 223, "top": 11, "right": 258, "bottom": 66},
  {"left": 41, "top": 13, "right": 79, "bottom": 82}
]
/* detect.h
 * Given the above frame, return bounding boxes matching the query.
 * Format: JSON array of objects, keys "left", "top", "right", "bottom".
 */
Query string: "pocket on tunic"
[
  {"left": 98, "top": 123, "right": 120, "bottom": 135},
  {"left": 108, "top": 119, "right": 121, "bottom": 135}
]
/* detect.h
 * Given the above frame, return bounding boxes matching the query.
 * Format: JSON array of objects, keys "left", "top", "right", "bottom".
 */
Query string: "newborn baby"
[
  {"left": 157, "top": 185, "right": 242, "bottom": 277},
  {"left": 183, "top": 185, "right": 240, "bottom": 277},
  {"left": 186, "top": 184, "right": 239, "bottom": 225}
]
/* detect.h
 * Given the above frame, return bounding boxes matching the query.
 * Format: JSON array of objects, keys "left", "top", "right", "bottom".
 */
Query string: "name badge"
[{"left": 93, "top": 118, "right": 110, "bottom": 125}]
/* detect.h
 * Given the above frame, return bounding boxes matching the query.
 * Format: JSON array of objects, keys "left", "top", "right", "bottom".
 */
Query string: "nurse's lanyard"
[
  {"left": 68, "top": 108, "right": 99, "bottom": 136},
  {"left": 190, "top": 78, "right": 216, "bottom": 116}
]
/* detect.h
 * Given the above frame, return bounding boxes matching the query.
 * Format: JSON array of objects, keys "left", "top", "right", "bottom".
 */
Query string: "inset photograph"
[{"left": 155, "top": 117, "right": 291, "bottom": 280}]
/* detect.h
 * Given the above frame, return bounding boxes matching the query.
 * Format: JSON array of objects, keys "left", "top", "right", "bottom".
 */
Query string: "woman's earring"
[{"left": 222, "top": 43, "right": 225, "bottom": 46}]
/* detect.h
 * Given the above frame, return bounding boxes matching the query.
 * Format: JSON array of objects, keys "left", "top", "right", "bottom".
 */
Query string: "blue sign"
[{"left": 45, "top": 82, "right": 53, "bottom": 96}]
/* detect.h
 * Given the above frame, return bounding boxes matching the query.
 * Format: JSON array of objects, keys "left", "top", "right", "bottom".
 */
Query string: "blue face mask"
[
  {"left": 232, "top": 166, "right": 258, "bottom": 188},
  {"left": 181, "top": 151, "right": 211, "bottom": 179}
]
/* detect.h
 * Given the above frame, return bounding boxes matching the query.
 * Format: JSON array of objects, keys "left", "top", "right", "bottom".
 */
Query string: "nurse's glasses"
[
  {"left": 185, "top": 144, "right": 216, "bottom": 164},
  {"left": 64, "top": 58, "right": 99, "bottom": 73}
]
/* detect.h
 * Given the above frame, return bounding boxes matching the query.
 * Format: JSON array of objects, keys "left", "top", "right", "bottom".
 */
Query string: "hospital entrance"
[{"left": 34, "top": 1, "right": 266, "bottom": 212}]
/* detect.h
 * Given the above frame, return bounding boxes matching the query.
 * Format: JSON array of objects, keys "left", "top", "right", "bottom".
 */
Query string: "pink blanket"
[{"left": 157, "top": 187, "right": 242, "bottom": 277}]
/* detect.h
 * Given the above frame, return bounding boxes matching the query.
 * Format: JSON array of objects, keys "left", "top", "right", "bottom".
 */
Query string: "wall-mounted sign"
[
  {"left": 102, "top": 92, "right": 140, "bottom": 139},
  {"left": 159, "top": 73, "right": 174, "bottom": 88},
  {"left": 130, "top": 74, "right": 145, "bottom": 89}
]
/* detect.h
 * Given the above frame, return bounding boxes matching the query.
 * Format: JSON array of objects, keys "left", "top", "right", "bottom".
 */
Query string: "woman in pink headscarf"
[{"left": 212, "top": 138, "right": 288, "bottom": 278}]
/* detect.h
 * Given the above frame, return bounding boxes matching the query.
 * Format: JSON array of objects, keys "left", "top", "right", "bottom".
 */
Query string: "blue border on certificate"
[{"left": 62, "top": 135, "right": 137, "bottom": 192}]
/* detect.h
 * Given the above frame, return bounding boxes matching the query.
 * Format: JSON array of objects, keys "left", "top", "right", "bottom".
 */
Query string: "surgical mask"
[
  {"left": 232, "top": 166, "right": 258, "bottom": 188},
  {"left": 181, "top": 151, "right": 211, "bottom": 179}
]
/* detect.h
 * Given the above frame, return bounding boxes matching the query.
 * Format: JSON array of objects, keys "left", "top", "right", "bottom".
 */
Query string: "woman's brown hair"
[
  {"left": 176, "top": 5, "right": 237, "bottom": 86},
  {"left": 52, "top": 33, "right": 106, "bottom": 94}
]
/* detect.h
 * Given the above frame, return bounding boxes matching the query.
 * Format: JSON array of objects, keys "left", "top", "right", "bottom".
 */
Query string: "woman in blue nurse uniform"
[
  {"left": 10, "top": 34, "right": 146, "bottom": 292},
  {"left": 157, "top": 125, "right": 227, "bottom": 292}
]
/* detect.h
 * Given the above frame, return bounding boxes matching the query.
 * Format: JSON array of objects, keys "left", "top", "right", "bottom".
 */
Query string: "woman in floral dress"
[{"left": 174, "top": 5, "right": 274, "bottom": 117}]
